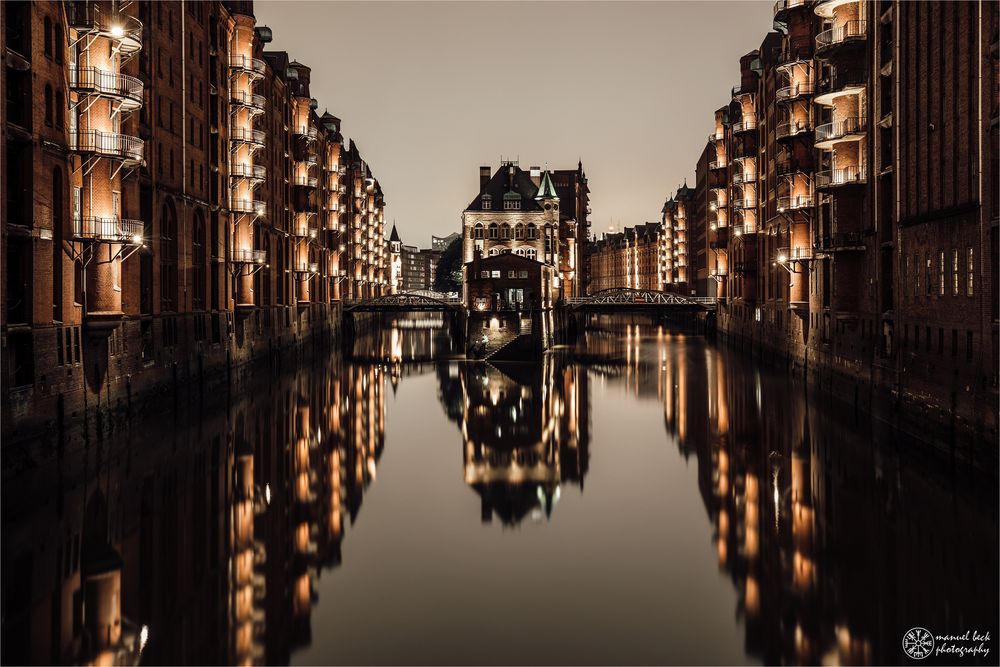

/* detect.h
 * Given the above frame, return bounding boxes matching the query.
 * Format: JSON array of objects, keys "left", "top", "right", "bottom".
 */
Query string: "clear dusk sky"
[{"left": 256, "top": 1, "right": 775, "bottom": 247}]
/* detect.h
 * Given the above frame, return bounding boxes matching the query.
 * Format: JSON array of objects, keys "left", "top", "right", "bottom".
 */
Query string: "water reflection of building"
[
  {"left": 439, "top": 356, "right": 589, "bottom": 525},
  {"left": 1, "top": 351, "right": 391, "bottom": 666},
  {"left": 611, "top": 325, "right": 997, "bottom": 665}
]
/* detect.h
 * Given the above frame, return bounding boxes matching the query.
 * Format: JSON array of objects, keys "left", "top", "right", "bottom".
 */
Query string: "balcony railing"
[
  {"left": 294, "top": 262, "right": 320, "bottom": 275},
  {"left": 68, "top": 67, "right": 143, "bottom": 110},
  {"left": 231, "top": 128, "right": 265, "bottom": 147},
  {"left": 816, "top": 20, "right": 867, "bottom": 55},
  {"left": 733, "top": 261, "right": 757, "bottom": 274},
  {"left": 776, "top": 246, "right": 813, "bottom": 263},
  {"left": 776, "top": 159, "right": 812, "bottom": 177},
  {"left": 775, "top": 120, "right": 811, "bottom": 140},
  {"left": 815, "top": 116, "right": 866, "bottom": 144},
  {"left": 731, "top": 85, "right": 754, "bottom": 99},
  {"left": 815, "top": 71, "right": 867, "bottom": 103},
  {"left": 709, "top": 159, "right": 728, "bottom": 170},
  {"left": 230, "top": 90, "right": 266, "bottom": 112},
  {"left": 232, "top": 249, "right": 266, "bottom": 264},
  {"left": 294, "top": 126, "right": 318, "bottom": 141},
  {"left": 293, "top": 175, "right": 319, "bottom": 188},
  {"left": 230, "top": 163, "right": 266, "bottom": 182},
  {"left": 732, "top": 118, "right": 757, "bottom": 133},
  {"left": 775, "top": 82, "right": 815, "bottom": 102},
  {"left": 231, "top": 198, "right": 266, "bottom": 215},
  {"left": 72, "top": 216, "right": 144, "bottom": 243},
  {"left": 732, "top": 198, "right": 757, "bottom": 210},
  {"left": 815, "top": 165, "right": 866, "bottom": 189},
  {"left": 777, "top": 194, "right": 815, "bottom": 211},
  {"left": 815, "top": 231, "right": 866, "bottom": 251},
  {"left": 70, "top": 130, "right": 144, "bottom": 165},
  {"left": 230, "top": 55, "right": 266, "bottom": 77},
  {"left": 708, "top": 131, "right": 724, "bottom": 143},
  {"left": 67, "top": 5, "right": 143, "bottom": 58}
]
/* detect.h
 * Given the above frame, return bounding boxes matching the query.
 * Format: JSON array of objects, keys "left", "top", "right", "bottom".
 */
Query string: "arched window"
[
  {"left": 526, "top": 224, "right": 538, "bottom": 240},
  {"left": 45, "top": 86, "right": 54, "bottom": 126},
  {"left": 488, "top": 223, "right": 498, "bottom": 239},
  {"left": 500, "top": 223, "right": 510, "bottom": 239},
  {"left": 514, "top": 224, "right": 524, "bottom": 239},
  {"left": 160, "top": 199, "right": 178, "bottom": 311},
  {"left": 473, "top": 223, "right": 484, "bottom": 240},
  {"left": 489, "top": 247, "right": 500, "bottom": 256},
  {"left": 525, "top": 248, "right": 537, "bottom": 260},
  {"left": 192, "top": 210, "right": 206, "bottom": 310},
  {"left": 514, "top": 248, "right": 525, "bottom": 257}
]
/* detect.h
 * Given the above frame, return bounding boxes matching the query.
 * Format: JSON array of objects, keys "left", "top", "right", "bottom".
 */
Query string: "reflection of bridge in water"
[
  {"left": 343, "top": 290, "right": 463, "bottom": 312},
  {"left": 567, "top": 288, "right": 716, "bottom": 312}
]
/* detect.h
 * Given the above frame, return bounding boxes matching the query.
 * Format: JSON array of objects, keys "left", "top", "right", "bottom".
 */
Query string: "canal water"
[{"left": 2, "top": 316, "right": 996, "bottom": 665}]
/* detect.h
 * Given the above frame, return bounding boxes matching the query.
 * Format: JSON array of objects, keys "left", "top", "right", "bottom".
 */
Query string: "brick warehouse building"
[
  {"left": 1, "top": 0, "right": 390, "bottom": 439},
  {"left": 588, "top": 222, "right": 667, "bottom": 293},
  {"left": 662, "top": 0, "right": 998, "bottom": 443}
]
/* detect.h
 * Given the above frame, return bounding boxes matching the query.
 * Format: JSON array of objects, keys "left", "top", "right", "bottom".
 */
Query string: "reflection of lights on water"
[
  {"left": 139, "top": 625, "right": 150, "bottom": 652},
  {"left": 265, "top": 483, "right": 271, "bottom": 505}
]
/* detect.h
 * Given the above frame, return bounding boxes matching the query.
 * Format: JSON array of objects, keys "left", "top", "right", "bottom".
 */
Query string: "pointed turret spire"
[
  {"left": 389, "top": 222, "right": 400, "bottom": 243},
  {"left": 535, "top": 170, "right": 559, "bottom": 200}
]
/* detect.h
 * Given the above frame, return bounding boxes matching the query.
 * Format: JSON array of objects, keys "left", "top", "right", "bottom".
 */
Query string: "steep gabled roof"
[
  {"left": 465, "top": 165, "right": 543, "bottom": 212},
  {"left": 389, "top": 223, "right": 401, "bottom": 243}
]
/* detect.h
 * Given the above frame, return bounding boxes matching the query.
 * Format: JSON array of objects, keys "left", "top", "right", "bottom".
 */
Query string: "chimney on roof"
[
  {"left": 507, "top": 164, "right": 515, "bottom": 190},
  {"left": 529, "top": 166, "right": 542, "bottom": 187},
  {"left": 479, "top": 166, "right": 490, "bottom": 192}
]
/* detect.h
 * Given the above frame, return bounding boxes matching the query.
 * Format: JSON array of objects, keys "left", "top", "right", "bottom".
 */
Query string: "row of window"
[
  {"left": 486, "top": 247, "right": 538, "bottom": 260},
  {"left": 471, "top": 222, "right": 553, "bottom": 240},
  {"left": 479, "top": 270, "right": 531, "bottom": 279},
  {"left": 905, "top": 247, "right": 975, "bottom": 297}
]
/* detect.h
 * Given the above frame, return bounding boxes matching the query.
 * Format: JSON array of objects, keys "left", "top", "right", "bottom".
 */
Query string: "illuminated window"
[
  {"left": 967, "top": 247, "right": 974, "bottom": 296},
  {"left": 952, "top": 249, "right": 959, "bottom": 295},
  {"left": 938, "top": 250, "right": 945, "bottom": 296},
  {"left": 925, "top": 253, "right": 931, "bottom": 295}
]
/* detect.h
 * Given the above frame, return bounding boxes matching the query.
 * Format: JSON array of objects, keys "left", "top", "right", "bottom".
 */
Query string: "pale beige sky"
[{"left": 256, "top": 1, "right": 775, "bottom": 246}]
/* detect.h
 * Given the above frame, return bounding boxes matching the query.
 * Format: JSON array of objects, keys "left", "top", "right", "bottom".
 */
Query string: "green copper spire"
[{"left": 535, "top": 170, "right": 559, "bottom": 200}]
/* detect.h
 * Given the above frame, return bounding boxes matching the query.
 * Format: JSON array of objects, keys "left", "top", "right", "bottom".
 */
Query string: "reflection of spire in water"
[{"left": 454, "top": 356, "right": 588, "bottom": 526}]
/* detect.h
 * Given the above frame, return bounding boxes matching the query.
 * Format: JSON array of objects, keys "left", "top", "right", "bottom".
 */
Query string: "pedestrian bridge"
[
  {"left": 343, "top": 290, "right": 464, "bottom": 312},
  {"left": 566, "top": 288, "right": 716, "bottom": 311}
]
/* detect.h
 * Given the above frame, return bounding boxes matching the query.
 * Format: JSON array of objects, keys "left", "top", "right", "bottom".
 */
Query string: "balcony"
[
  {"left": 775, "top": 119, "right": 811, "bottom": 141},
  {"left": 232, "top": 249, "right": 266, "bottom": 265},
  {"left": 67, "top": 6, "right": 143, "bottom": 59},
  {"left": 773, "top": 0, "right": 807, "bottom": 19},
  {"left": 70, "top": 130, "right": 144, "bottom": 166},
  {"left": 72, "top": 217, "right": 144, "bottom": 244},
  {"left": 815, "top": 165, "right": 866, "bottom": 190},
  {"left": 295, "top": 262, "right": 320, "bottom": 275},
  {"left": 776, "top": 246, "right": 813, "bottom": 264},
  {"left": 294, "top": 125, "right": 318, "bottom": 141},
  {"left": 293, "top": 175, "right": 318, "bottom": 189},
  {"left": 708, "top": 131, "right": 724, "bottom": 143},
  {"left": 815, "top": 116, "right": 866, "bottom": 147},
  {"left": 230, "top": 163, "right": 266, "bottom": 183},
  {"left": 816, "top": 20, "right": 867, "bottom": 58},
  {"left": 230, "top": 90, "right": 266, "bottom": 113},
  {"left": 732, "top": 118, "right": 757, "bottom": 134},
  {"left": 776, "top": 159, "right": 812, "bottom": 177},
  {"left": 231, "top": 128, "right": 265, "bottom": 148},
  {"left": 230, "top": 55, "right": 266, "bottom": 78},
  {"left": 814, "top": 71, "right": 866, "bottom": 106},
  {"left": 231, "top": 198, "right": 266, "bottom": 216},
  {"left": 732, "top": 198, "right": 757, "bottom": 210},
  {"left": 709, "top": 158, "right": 728, "bottom": 170},
  {"left": 777, "top": 194, "right": 815, "bottom": 212},
  {"left": 68, "top": 67, "right": 143, "bottom": 111},
  {"left": 731, "top": 85, "right": 755, "bottom": 100},
  {"left": 293, "top": 222, "right": 318, "bottom": 238},
  {"left": 733, "top": 261, "right": 758, "bottom": 274},
  {"left": 815, "top": 231, "right": 866, "bottom": 252},
  {"left": 731, "top": 223, "right": 757, "bottom": 237},
  {"left": 776, "top": 82, "right": 815, "bottom": 103}
]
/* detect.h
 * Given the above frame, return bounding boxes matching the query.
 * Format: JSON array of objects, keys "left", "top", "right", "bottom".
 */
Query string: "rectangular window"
[
  {"left": 491, "top": 270, "right": 500, "bottom": 278},
  {"left": 967, "top": 247, "right": 974, "bottom": 296},
  {"left": 938, "top": 251, "right": 945, "bottom": 296},
  {"left": 952, "top": 249, "right": 959, "bottom": 295},
  {"left": 925, "top": 253, "right": 931, "bottom": 295}
]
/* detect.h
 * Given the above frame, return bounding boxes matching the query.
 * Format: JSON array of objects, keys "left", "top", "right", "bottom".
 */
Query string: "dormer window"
[
  {"left": 481, "top": 194, "right": 492, "bottom": 210},
  {"left": 503, "top": 192, "right": 521, "bottom": 210}
]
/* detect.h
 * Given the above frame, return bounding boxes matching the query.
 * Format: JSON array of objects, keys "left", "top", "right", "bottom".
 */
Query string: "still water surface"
[{"left": 2, "top": 318, "right": 996, "bottom": 665}]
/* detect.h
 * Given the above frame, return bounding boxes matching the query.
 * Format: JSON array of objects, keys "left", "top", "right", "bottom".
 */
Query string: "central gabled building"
[{"left": 462, "top": 161, "right": 587, "bottom": 300}]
